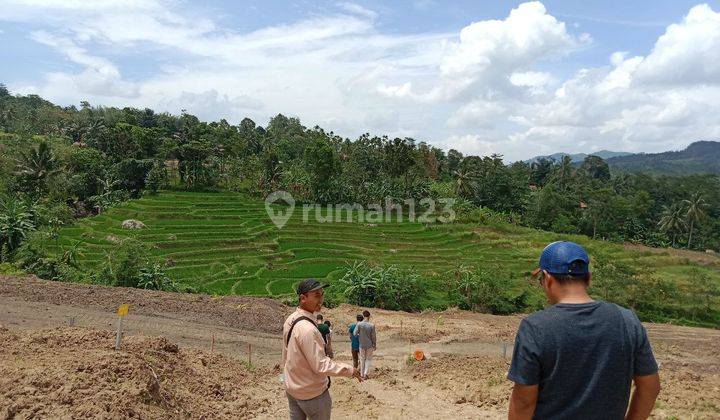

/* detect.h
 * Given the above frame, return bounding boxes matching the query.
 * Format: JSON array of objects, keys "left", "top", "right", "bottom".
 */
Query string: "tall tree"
[
  {"left": 383, "top": 137, "right": 416, "bottom": 188},
  {"left": 658, "top": 203, "right": 686, "bottom": 247},
  {"left": 453, "top": 168, "right": 475, "bottom": 198},
  {"left": 550, "top": 155, "right": 574, "bottom": 191},
  {"left": 683, "top": 192, "right": 707, "bottom": 249},
  {"left": 530, "top": 157, "right": 554, "bottom": 186},
  {"left": 0, "top": 197, "right": 35, "bottom": 260},
  {"left": 580, "top": 155, "right": 611, "bottom": 180},
  {"left": 15, "top": 141, "right": 59, "bottom": 195}
]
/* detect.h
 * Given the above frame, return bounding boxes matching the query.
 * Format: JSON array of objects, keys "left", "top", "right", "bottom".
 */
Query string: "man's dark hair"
[
  {"left": 324, "top": 320, "right": 331, "bottom": 327},
  {"left": 362, "top": 310, "right": 371, "bottom": 318},
  {"left": 551, "top": 272, "right": 590, "bottom": 285},
  {"left": 316, "top": 314, "right": 324, "bottom": 320},
  {"left": 356, "top": 314, "right": 363, "bottom": 322}
]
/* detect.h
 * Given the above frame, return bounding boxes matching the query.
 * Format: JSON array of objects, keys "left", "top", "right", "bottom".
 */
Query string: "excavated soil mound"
[
  {"left": 0, "top": 326, "right": 273, "bottom": 419},
  {"left": 0, "top": 276, "right": 291, "bottom": 333},
  {"left": 408, "top": 355, "right": 511, "bottom": 409}
]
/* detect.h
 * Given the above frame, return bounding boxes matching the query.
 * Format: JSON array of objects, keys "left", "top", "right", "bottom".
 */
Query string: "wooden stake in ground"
[
  {"left": 115, "top": 304, "right": 129, "bottom": 350},
  {"left": 211, "top": 333, "right": 216, "bottom": 354},
  {"left": 248, "top": 343, "right": 252, "bottom": 366}
]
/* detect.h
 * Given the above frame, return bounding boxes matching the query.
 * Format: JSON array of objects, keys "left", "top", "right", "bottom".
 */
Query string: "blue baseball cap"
[{"left": 533, "top": 241, "right": 590, "bottom": 276}]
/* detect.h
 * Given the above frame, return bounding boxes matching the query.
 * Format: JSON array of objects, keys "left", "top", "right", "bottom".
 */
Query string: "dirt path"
[{"left": 2, "top": 275, "right": 720, "bottom": 419}]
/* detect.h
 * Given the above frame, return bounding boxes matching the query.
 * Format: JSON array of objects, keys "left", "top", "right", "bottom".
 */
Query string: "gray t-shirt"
[
  {"left": 353, "top": 320, "right": 376, "bottom": 349},
  {"left": 508, "top": 301, "right": 658, "bottom": 420}
]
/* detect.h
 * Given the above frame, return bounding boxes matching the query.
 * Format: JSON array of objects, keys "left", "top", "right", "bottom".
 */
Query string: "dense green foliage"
[
  {"left": 333, "top": 261, "right": 425, "bottom": 311},
  {"left": 1, "top": 85, "right": 719, "bottom": 325},
  {"left": 14, "top": 190, "right": 717, "bottom": 327},
  {"left": 2, "top": 86, "right": 720, "bottom": 254}
]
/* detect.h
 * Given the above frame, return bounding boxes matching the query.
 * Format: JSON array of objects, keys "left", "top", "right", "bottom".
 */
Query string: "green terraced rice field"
[{"left": 46, "top": 191, "right": 720, "bottom": 300}]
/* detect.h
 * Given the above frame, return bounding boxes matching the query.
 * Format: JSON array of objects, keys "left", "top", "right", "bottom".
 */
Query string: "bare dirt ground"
[{"left": 1, "top": 275, "right": 719, "bottom": 419}]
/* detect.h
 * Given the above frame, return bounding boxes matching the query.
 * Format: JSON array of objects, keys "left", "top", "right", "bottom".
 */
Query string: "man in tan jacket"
[{"left": 282, "top": 279, "right": 362, "bottom": 419}]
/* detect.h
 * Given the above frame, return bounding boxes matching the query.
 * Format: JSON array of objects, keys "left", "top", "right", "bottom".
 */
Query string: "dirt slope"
[
  {"left": 1, "top": 275, "right": 719, "bottom": 419},
  {"left": 0, "top": 327, "right": 272, "bottom": 419}
]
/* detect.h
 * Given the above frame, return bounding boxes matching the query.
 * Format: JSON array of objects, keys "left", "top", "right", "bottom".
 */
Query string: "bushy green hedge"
[
  {"left": 332, "top": 261, "right": 425, "bottom": 312},
  {"left": 443, "top": 265, "right": 539, "bottom": 314}
]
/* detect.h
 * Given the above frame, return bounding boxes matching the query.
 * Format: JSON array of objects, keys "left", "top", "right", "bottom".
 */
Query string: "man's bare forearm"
[
  {"left": 508, "top": 398, "right": 535, "bottom": 420},
  {"left": 508, "top": 384, "right": 538, "bottom": 420},
  {"left": 626, "top": 374, "right": 660, "bottom": 420}
]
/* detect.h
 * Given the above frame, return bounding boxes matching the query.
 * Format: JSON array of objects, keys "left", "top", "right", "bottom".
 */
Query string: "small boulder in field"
[
  {"left": 105, "top": 235, "right": 121, "bottom": 243},
  {"left": 121, "top": 219, "right": 147, "bottom": 230},
  {"left": 706, "top": 249, "right": 716, "bottom": 254}
]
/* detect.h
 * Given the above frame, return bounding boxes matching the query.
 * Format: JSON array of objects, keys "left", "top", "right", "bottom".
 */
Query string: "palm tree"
[
  {"left": 550, "top": 155, "right": 574, "bottom": 190},
  {"left": 530, "top": 158, "right": 553, "bottom": 186},
  {"left": 683, "top": 192, "right": 706, "bottom": 249},
  {"left": 612, "top": 173, "right": 632, "bottom": 194},
  {"left": 15, "top": 141, "right": 59, "bottom": 194},
  {"left": 85, "top": 118, "right": 106, "bottom": 139},
  {"left": 658, "top": 203, "right": 686, "bottom": 247},
  {"left": 453, "top": 168, "right": 475, "bottom": 198},
  {"left": 0, "top": 197, "right": 35, "bottom": 260}
]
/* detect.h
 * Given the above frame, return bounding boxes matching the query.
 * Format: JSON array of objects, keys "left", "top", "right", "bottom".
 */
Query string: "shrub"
[
  {"left": 0, "top": 196, "right": 35, "bottom": 260},
  {"left": 0, "top": 262, "right": 24, "bottom": 275},
  {"left": 144, "top": 160, "right": 168, "bottom": 195},
  {"left": 444, "top": 266, "right": 530, "bottom": 315},
  {"left": 137, "top": 263, "right": 177, "bottom": 291},
  {"left": 14, "top": 232, "right": 86, "bottom": 282},
  {"left": 335, "top": 261, "right": 425, "bottom": 312},
  {"left": 94, "top": 239, "right": 176, "bottom": 291},
  {"left": 454, "top": 205, "right": 516, "bottom": 226},
  {"left": 589, "top": 254, "right": 636, "bottom": 303}
]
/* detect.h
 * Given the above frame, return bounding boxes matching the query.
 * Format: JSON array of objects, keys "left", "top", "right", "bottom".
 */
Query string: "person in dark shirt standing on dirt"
[
  {"left": 348, "top": 314, "right": 363, "bottom": 369},
  {"left": 282, "top": 279, "right": 362, "bottom": 420},
  {"left": 323, "top": 320, "right": 334, "bottom": 358},
  {"left": 353, "top": 310, "right": 377, "bottom": 380},
  {"left": 508, "top": 241, "right": 660, "bottom": 420},
  {"left": 316, "top": 314, "right": 331, "bottom": 356}
]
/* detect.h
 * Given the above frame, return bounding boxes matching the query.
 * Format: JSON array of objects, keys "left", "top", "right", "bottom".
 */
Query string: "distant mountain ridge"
[
  {"left": 606, "top": 141, "right": 720, "bottom": 175},
  {"left": 526, "top": 141, "right": 720, "bottom": 175},
  {"left": 526, "top": 150, "right": 632, "bottom": 164}
]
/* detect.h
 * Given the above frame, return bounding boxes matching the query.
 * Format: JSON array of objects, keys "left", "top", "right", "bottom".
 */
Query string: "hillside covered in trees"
[
  {"left": 1, "top": 84, "right": 719, "bottom": 256},
  {"left": 605, "top": 141, "right": 720, "bottom": 175}
]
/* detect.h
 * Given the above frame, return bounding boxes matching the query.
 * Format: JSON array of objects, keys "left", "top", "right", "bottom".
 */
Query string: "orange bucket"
[{"left": 413, "top": 349, "right": 425, "bottom": 361}]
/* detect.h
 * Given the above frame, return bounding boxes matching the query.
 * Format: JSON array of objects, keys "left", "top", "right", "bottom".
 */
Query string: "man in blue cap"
[{"left": 507, "top": 241, "right": 660, "bottom": 420}]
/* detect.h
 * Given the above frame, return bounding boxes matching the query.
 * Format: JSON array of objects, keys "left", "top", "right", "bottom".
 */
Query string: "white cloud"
[
  {"left": 2, "top": 1, "right": 720, "bottom": 161},
  {"left": 30, "top": 30, "right": 139, "bottom": 97},
  {"left": 337, "top": 2, "right": 378, "bottom": 20},
  {"left": 509, "top": 71, "right": 553, "bottom": 87},
  {"left": 413, "top": 1, "right": 588, "bottom": 101},
  {"left": 377, "top": 82, "right": 413, "bottom": 98},
  {"left": 439, "top": 134, "right": 499, "bottom": 156},
  {"left": 507, "top": 4, "right": 720, "bottom": 159},
  {"left": 161, "top": 90, "right": 263, "bottom": 121},
  {"left": 634, "top": 4, "right": 720, "bottom": 85},
  {"left": 447, "top": 101, "right": 507, "bottom": 128}
]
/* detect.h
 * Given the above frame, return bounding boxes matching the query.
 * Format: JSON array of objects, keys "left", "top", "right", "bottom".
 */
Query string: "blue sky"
[{"left": 2, "top": 1, "right": 720, "bottom": 160}]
